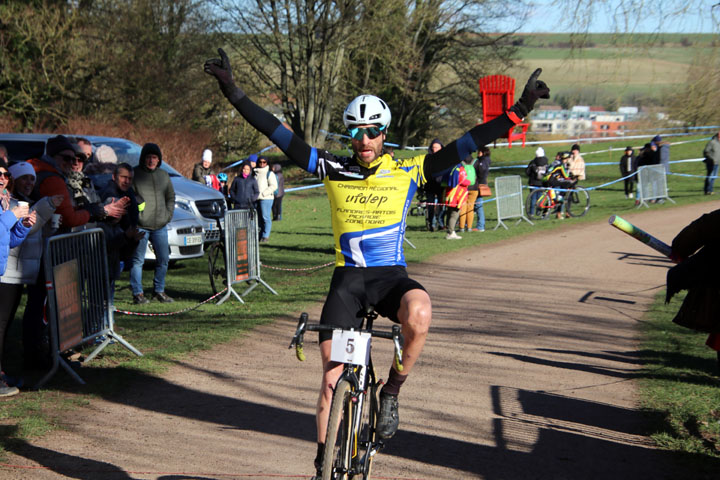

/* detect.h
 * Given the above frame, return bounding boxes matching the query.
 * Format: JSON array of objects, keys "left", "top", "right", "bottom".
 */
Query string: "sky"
[{"left": 497, "top": 0, "right": 720, "bottom": 33}]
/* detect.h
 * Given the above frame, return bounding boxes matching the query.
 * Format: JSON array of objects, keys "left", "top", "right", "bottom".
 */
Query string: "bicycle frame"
[{"left": 290, "top": 311, "right": 403, "bottom": 480}]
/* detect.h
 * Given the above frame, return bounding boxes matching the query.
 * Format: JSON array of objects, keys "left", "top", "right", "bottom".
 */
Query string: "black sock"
[
  {"left": 314, "top": 442, "right": 324, "bottom": 470},
  {"left": 381, "top": 367, "right": 407, "bottom": 396}
]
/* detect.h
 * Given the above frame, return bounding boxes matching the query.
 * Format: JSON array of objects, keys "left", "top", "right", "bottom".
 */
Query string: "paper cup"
[
  {"left": 17, "top": 201, "right": 29, "bottom": 208},
  {"left": 51, "top": 214, "right": 62, "bottom": 229}
]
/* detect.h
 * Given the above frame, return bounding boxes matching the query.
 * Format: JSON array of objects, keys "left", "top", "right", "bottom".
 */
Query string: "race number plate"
[{"left": 330, "top": 330, "right": 371, "bottom": 366}]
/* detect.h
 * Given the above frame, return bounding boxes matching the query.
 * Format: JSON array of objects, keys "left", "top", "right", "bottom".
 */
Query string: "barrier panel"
[
  {"left": 37, "top": 228, "right": 142, "bottom": 389},
  {"left": 636, "top": 165, "right": 675, "bottom": 208},
  {"left": 494, "top": 175, "right": 533, "bottom": 230},
  {"left": 217, "top": 209, "right": 277, "bottom": 305}
]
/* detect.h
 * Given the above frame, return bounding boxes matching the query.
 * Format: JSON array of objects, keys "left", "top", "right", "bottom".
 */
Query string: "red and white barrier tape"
[
  {"left": 262, "top": 261, "right": 334, "bottom": 272},
  {"left": 115, "top": 288, "right": 229, "bottom": 316}
]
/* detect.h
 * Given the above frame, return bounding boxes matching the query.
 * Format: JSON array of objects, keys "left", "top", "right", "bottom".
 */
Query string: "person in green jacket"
[{"left": 130, "top": 143, "right": 175, "bottom": 304}]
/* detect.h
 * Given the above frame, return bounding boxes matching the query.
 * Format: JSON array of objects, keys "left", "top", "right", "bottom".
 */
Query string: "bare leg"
[{"left": 394, "top": 288, "right": 432, "bottom": 377}]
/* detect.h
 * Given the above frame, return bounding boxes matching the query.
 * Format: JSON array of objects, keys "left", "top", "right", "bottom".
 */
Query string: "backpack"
[{"left": 535, "top": 164, "right": 547, "bottom": 180}]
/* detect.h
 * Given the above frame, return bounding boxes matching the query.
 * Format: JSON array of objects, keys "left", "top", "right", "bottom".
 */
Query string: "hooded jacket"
[
  {"left": 229, "top": 162, "right": 259, "bottom": 209},
  {"left": 1, "top": 201, "right": 31, "bottom": 277},
  {"left": 133, "top": 143, "right": 175, "bottom": 230}
]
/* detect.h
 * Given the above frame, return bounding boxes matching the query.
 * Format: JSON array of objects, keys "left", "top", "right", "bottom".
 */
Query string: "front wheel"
[
  {"left": 207, "top": 242, "right": 227, "bottom": 294},
  {"left": 565, "top": 187, "right": 590, "bottom": 217},
  {"left": 351, "top": 384, "right": 377, "bottom": 480},
  {"left": 323, "top": 379, "right": 353, "bottom": 480}
]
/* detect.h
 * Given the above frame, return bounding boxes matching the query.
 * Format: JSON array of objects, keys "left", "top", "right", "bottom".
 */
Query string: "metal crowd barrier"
[
  {"left": 494, "top": 175, "right": 533, "bottom": 230},
  {"left": 217, "top": 209, "right": 277, "bottom": 305},
  {"left": 636, "top": 165, "right": 675, "bottom": 208},
  {"left": 36, "top": 228, "right": 142, "bottom": 389}
]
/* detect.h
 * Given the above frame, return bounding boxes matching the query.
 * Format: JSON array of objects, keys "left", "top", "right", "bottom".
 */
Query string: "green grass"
[
  {"left": 638, "top": 291, "right": 720, "bottom": 466},
  {"left": 0, "top": 136, "right": 718, "bottom": 460}
]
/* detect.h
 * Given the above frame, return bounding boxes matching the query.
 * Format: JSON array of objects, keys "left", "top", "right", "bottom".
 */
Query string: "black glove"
[
  {"left": 204, "top": 48, "right": 245, "bottom": 104},
  {"left": 509, "top": 68, "right": 550, "bottom": 118}
]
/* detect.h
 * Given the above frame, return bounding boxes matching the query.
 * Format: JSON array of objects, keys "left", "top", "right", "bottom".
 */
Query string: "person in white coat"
[{"left": 253, "top": 155, "right": 277, "bottom": 243}]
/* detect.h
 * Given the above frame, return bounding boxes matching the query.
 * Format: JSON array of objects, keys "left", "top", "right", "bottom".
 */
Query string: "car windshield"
[{"left": 91, "top": 139, "right": 183, "bottom": 177}]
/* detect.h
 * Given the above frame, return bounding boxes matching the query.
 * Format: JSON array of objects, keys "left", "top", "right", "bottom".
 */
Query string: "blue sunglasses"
[{"left": 348, "top": 126, "right": 385, "bottom": 141}]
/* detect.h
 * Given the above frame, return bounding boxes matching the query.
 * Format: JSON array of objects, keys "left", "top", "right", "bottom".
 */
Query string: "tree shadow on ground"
[{"left": 27, "top": 368, "right": 718, "bottom": 479}]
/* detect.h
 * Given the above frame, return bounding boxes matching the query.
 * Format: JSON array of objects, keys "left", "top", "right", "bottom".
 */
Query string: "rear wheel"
[
  {"left": 323, "top": 380, "right": 353, "bottom": 480},
  {"left": 565, "top": 187, "right": 590, "bottom": 217},
  {"left": 207, "top": 242, "right": 226, "bottom": 294}
]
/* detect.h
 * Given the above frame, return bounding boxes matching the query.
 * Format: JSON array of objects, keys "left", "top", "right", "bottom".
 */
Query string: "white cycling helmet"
[{"left": 343, "top": 95, "right": 391, "bottom": 130}]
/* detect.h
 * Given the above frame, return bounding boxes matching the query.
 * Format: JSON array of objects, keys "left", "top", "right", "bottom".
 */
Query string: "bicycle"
[
  {"left": 289, "top": 308, "right": 404, "bottom": 480},
  {"left": 525, "top": 184, "right": 590, "bottom": 220},
  {"left": 207, "top": 217, "right": 226, "bottom": 294}
]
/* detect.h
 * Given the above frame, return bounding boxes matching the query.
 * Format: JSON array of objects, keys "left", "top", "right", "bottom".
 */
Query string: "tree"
[
  {"left": 0, "top": 2, "right": 87, "bottom": 129},
  {"left": 214, "top": 0, "right": 526, "bottom": 148},
  {"left": 666, "top": 51, "right": 720, "bottom": 126}
]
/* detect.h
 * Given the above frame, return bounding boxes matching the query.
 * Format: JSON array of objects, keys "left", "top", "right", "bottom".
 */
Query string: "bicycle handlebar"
[{"left": 289, "top": 312, "right": 404, "bottom": 370}]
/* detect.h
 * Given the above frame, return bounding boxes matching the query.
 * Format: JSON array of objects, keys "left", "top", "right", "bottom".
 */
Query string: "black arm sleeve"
[
  {"left": 423, "top": 114, "right": 515, "bottom": 180},
  {"left": 228, "top": 94, "right": 314, "bottom": 172}
]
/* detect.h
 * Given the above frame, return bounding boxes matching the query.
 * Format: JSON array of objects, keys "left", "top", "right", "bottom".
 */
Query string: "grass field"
[{"left": 1, "top": 134, "right": 719, "bottom": 462}]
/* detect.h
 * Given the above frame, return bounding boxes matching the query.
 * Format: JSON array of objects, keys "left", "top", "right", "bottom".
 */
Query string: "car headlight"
[{"left": 175, "top": 199, "right": 193, "bottom": 212}]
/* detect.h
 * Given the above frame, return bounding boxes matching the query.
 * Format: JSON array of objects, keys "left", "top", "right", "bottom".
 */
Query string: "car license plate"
[{"left": 184, "top": 234, "right": 202, "bottom": 246}]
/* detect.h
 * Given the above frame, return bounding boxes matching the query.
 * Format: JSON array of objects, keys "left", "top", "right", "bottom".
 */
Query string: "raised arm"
[
  {"left": 424, "top": 69, "right": 549, "bottom": 179},
  {"left": 204, "top": 49, "right": 314, "bottom": 172}
]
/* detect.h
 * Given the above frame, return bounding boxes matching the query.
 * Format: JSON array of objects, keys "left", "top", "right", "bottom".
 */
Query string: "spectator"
[
  {"left": 443, "top": 160, "right": 470, "bottom": 240},
  {"left": 474, "top": 146, "right": 491, "bottom": 232},
  {"left": 652, "top": 135, "right": 670, "bottom": 174},
  {"left": 254, "top": 155, "right": 277, "bottom": 243},
  {"left": 636, "top": 142, "right": 658, "bottom": 168},
  {"left": 229, "top": 161, "right": 259, "bottom": 209},
  {"left": 703, "top": 129, "right": 720, "bottom": 195},
  {"left": 83, "top": 144, "right": 118, "bottom": 175},
  {"left": 130, "top": 143, "right": 175, "bottom": 304},
  {"left": 192, "top": 149, "right": 213, "bottom": 184},
  {"left": 271, "top": 163, "right": 285, "bottom": 221},
  {"left": 99, "top": 163, "right": 143, "bottom": 303},
  {"left": 458, "top": 154, "right": 479, "bottom": 232},
  {"left": 66, "top": 143, "right": 103, "bottom": 211},
  {"left": 75, "top": 137, "right": 94, "bottom": 163},
  {"left": 24, "top": 135, "right": 124, "bottom": 369},
  {"left": 0, "top": 159, "right": 35, "bottom": 396},
  {"left": 619, "top": 146, "right": 637, "bottom": 199},
  {"left": 525, "top": 147, "right": 549, "bottom": 216},
  {"left": 567, "top": 143, "right": 586, "bottom": 181},
  {"left": 423, "top": 139, "right": 445, "bottom": 232},
  {"left": 247, "top": 153, "right": 258, "bottom": 169},
  {"left": 666, "top": 208, "right": 720, "bottom": 374},
  {"left": 0, "top": 144, "right": 8, "bottom": 164},
  {"left": 217, "top": 172, "right": 229, "bottom": 199},
  {"left": 1, "top": 162, "right": 60, "bottom": 392}
]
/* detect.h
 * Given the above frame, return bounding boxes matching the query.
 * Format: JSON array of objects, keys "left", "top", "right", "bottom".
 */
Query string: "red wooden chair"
[{"left": 477, "top": 74, "right": 529, "bottom": 148}]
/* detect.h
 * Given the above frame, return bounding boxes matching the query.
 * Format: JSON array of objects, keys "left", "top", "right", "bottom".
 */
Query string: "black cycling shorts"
[{"left": 318, "top": 266, "right": 426, "bottom": 342}]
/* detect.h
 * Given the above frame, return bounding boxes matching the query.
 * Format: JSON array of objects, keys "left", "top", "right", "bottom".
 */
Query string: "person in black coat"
[
  {"left": 619, "top": 146, "right": 637, "bottom": 199},
  {"left": 229, "top": 161, "right": 259, "bottom": 209}
]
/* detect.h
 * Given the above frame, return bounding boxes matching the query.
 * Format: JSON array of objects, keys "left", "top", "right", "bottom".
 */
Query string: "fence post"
[
  {"left": 636, "top": 165, "right": 675, "bottom": 208},
  {"left": 35, "top": 228, "right": 142, "bottom": 390},
  {"left": 493, "top": 175, "right": 533, "bottom": 230},
  {"left": 217, "top": 209, "right": 278, "bottom": 305}
]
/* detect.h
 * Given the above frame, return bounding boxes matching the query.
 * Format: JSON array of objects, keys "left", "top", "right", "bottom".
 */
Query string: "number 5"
[{"left": 346, "top": 338, "right": 355, "bottom": 354}]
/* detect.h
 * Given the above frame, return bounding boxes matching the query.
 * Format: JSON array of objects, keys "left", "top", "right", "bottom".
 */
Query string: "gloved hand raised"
[
  {"left": 509, "top": 68, "right": 550, "bottom": 118},
  {"left": 204, "top": 48, "right": 245, "bottom": 104}
]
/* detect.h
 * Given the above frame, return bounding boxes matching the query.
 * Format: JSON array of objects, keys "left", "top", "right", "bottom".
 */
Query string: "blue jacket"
[{"left": 1, "top": 208, "right": 31, "bottom": 276}]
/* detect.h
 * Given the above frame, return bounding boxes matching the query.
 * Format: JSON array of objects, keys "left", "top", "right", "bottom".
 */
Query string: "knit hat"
[
  {"left": 571, "top": 143, "right": 580, "bottom": 152},
  {"left": 247, "top": 154, "right": 258, "bottom": 165},
  {"left": 535, "top": 147, "right": 545, "bottom": 157},
  {"left": 95, "top": 145, "right": 118, "bottom": 164},
  {"left": 140, "top": 143, "right": 162, "bottom": 165},
  {"left": 652, "top": 135, "right": 662, "bottom": 144},
  {"left": 46, "top": 135, "right": 74, "bottom": 157},
  {"left": 625, "top": 146, "right": 633, "bottom": 151},
  {"left": 202, "top": 149, "right": 213, "bottom": 163},
  {"left": 9, "top": 161, "right": 36, "bottom": 180}
]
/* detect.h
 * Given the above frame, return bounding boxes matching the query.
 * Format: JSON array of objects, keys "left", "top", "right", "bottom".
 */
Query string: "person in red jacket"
[{"left": 444, "top": 160, "right": 470, "bottom": 240}]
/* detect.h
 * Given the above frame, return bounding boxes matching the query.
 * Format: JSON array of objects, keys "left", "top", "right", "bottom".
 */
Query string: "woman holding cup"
[{"left": 0, "top": 161, "right": 61, "bottom": 396}]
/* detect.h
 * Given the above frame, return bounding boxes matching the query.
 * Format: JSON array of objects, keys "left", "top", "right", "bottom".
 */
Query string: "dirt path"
[{"left": 2, "top": 202, "right": 718, "bottom": 480}]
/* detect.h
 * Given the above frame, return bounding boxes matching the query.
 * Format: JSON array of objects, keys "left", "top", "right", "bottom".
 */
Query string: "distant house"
[{"left": 530, "top": 106, "right": 642, "bottom": 137}]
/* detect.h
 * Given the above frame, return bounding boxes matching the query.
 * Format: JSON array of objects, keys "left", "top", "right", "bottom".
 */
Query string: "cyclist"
[
  {"left": 204, "top": 48, "right": 549, "bottom": 478},
  {"left": 543, "top": 152, "right": 577, "bottom": 219}
]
